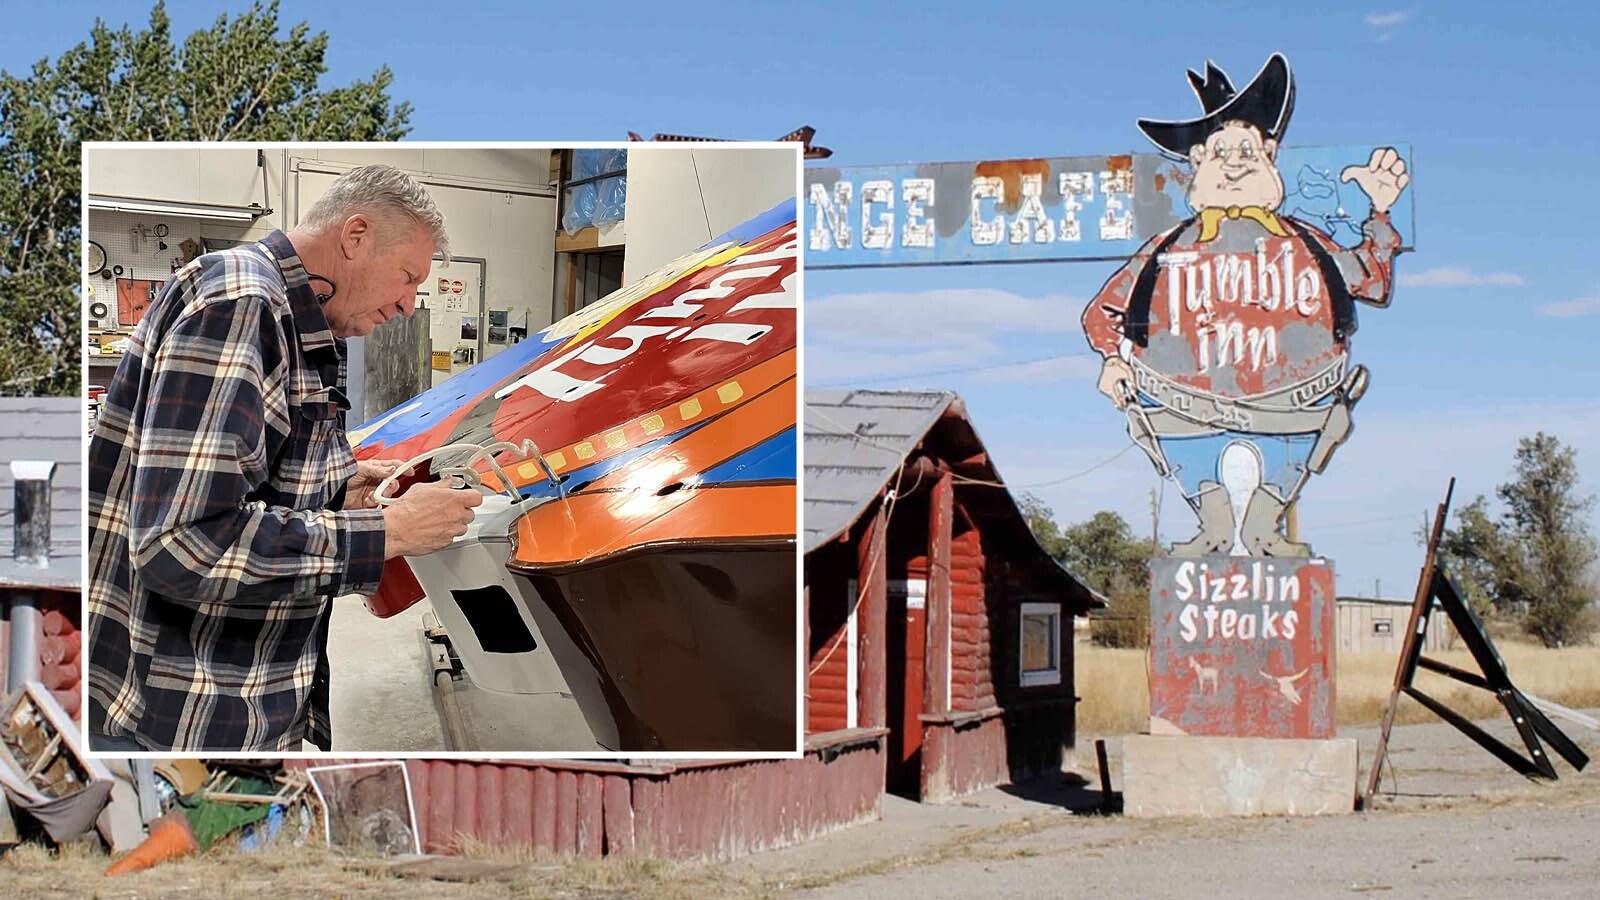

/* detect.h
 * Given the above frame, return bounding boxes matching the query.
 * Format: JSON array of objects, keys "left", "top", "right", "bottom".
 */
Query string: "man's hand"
[
  {"left": 346, "top": 458, "right": 407, "bottom": 510},
  {"left": 1096, "top": 357, "right": 1136, "bottom": 409},
  {"left": 381, "top": 480, "right": 483, "bottom": 558},
  {"left": 1340, "top": 147, "right": 1409, "bottom": 215}
]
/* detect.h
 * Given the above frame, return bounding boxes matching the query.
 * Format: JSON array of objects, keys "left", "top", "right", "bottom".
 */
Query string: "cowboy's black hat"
[{"left": 1138, "top": 54, "right": 1296, "bottom": 160}]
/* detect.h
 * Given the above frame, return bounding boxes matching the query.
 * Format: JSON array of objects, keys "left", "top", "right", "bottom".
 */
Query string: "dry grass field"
[{"left": 1074, "top": 638, "right": 1600, "bottom": 736}]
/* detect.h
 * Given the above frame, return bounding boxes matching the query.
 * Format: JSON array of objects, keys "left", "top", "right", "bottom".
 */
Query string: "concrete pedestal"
[{"left": 1122, "top": 734, "right": 1357, "bottom": 817}]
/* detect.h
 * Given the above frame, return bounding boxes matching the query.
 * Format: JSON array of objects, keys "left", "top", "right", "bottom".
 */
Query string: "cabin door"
[{"left": 886, "top": 576, "right": 927, "bottom": 799}]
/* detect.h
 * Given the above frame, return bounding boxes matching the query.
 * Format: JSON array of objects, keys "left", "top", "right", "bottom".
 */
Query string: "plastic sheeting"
[{"left": 561, "top": 149, "right": 627, "bottom": 235}]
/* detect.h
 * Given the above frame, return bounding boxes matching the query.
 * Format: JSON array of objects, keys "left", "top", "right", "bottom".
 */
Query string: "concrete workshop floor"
[{"left": 326, "top": 596, "right": 604, "bottom": 754}]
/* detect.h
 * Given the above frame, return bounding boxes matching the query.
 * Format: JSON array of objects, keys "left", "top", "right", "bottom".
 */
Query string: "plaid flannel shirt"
[{"left": 87, "top": 230, "right": 387, "bottom": 752}]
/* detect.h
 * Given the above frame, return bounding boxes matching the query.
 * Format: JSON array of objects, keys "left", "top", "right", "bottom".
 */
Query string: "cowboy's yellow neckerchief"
[{"left": 1196, "top": 205, "right": 1290, "bottom": 242}]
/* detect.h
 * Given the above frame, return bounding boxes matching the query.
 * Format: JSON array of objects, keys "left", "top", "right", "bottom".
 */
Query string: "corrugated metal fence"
[{"left": 291, "top": 736, "right": 884, "bottom": 862}]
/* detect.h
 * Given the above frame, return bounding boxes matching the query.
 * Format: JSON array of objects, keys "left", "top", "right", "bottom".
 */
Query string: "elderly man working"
[{"left": 87, "top": 164, "right": 482, "bottom": 752}]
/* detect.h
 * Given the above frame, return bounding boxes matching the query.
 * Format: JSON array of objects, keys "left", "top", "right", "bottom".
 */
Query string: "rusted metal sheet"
[
  {"left": 554, "top": 770, "right": 578, "bottom": 855},
  {"left": 424, "top": 761, "right": 456, "bottom": 852},
  {"left": 505, "top": 766, "right": 534, "bottom": 847},
  {"left": 456, "top": 763, "right": 479, "bottom": 845},
  {"left": 350, "top": 741, "right": 885, "bottom": 863},
  {"left": 1149, "top": 556, "right": 1337, "bottom": 738},
  {"left": 532, "top": 767, "right": 557, "bottom": 852},
  {"left": 576, "top": 773, "right": 603, "bottom": 856},
  {"left": 602, "top": 775, "right": 634, "bottom": 855},
  {"left": 632, "top": 774, "right": 662, "bottom": 857}
]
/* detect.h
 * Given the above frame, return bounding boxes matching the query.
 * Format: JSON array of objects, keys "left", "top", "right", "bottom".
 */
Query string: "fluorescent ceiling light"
[{"left": 86, "top": 194, "right": 266, "bottom": 221}]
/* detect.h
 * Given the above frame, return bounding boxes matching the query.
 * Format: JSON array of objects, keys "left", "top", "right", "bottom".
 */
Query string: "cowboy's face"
[{"left": 1187, "top": 122, "right": 1284, "bottom": 212}]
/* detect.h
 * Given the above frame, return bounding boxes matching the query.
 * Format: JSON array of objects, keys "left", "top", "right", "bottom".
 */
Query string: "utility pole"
[{"left": 1150, "top": 485, "right": 1161, "bottom": 547}]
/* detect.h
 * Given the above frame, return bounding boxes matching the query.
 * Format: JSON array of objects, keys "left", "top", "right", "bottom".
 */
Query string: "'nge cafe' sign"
[{"left": 803, "top": 148, "right": 1413, "bottom": 269}]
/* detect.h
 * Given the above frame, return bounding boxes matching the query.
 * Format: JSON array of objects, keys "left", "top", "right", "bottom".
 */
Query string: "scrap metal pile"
[{"left": 0, "top": 682, "right": 378, "bottom": 875}]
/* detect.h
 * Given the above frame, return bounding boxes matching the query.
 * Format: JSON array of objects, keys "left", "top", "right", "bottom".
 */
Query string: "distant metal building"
[
  {"left": 0, "top": 399, "right": 84, "bottom": 716},
  {"left": 1336, "top": 595, "right": 1453, "bottom": 656}
]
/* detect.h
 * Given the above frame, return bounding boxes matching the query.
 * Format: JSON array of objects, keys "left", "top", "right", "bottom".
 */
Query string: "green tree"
[
  {"left": 1017, "top": 491, "right": 1069, "bottom": 560},
  {"left": 1435, "top": 495, "right": 1520, "bottom": 619},
  {"left": 1020, "top": 494, "right": 1160, "bottom": 648},
  {"left": 1437, "top": 433, "right": 1598, "bottom": 646},
  {"left": 0, "top": 1, "right": 412, "bottom": 395},
  {"left": 1499, "top": 433, "right": 1598, "bottom": 646}
]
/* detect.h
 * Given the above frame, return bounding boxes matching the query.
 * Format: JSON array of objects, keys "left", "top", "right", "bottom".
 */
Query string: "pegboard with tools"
[{"left": 84, "top": 210, "right": 254, "bottom": 330}]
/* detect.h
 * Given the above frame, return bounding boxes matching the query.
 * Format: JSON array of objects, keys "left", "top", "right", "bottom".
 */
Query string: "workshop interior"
[{"left": 83, "top": 144, "right": 802, "bottom": 754}]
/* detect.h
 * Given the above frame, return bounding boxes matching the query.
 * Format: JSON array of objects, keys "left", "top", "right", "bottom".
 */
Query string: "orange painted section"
[{"left": 509, "top": 483, "right": 794, "bottom": 570}]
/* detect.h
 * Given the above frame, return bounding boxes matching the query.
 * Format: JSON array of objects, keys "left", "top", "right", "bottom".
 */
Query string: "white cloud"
[
  {"left": 805, "top": 341, "right": 996, "bottom": 384},
  {"left": 806, "top": 288, "right": 1085, "bottom": 345},
  {"left": 1538, "top": 290, "right": 1600, "bottom": 318},
  {"left": 805, "top": 287, "right": 1090, "bottom": 384},
  {"left": 1398, "top": 266, "right": 1525, "bottom": 288},
  {"left": 1364, "top": 10, "right": 1412, "bottom": 27},
  {"left": 976, "top": 354, "right": 1100, "bottom": 385}
]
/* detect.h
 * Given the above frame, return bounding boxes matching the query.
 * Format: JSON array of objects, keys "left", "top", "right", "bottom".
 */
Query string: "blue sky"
[{"left": 11, "top": 1, "right": 1598, "bottom": 599}]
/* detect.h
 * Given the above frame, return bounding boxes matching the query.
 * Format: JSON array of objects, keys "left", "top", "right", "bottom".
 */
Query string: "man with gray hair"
[{"left": 87, "top": 163, "right": 482, "bottom": 752}]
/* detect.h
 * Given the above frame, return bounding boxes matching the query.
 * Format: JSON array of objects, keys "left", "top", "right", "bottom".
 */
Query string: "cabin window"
[
  {"left": 1019, "top": 602, "right": 1062, "bottom": 687},
  {"left": 1372, "top": 619, "right": 1393, "bottom": 636}
]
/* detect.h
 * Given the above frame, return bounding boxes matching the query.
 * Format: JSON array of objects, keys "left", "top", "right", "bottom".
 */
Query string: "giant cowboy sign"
[{"left": 1082, "top": 53, "right": 1409, "bottom": 558}]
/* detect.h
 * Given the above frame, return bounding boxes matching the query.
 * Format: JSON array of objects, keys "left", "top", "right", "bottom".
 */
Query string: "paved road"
[
  {"left": 733, "top": 712, "right": 1600, "bottom": 900},
  {"left": 796, "top": 793, "right": 1600, "bottom": 900}
]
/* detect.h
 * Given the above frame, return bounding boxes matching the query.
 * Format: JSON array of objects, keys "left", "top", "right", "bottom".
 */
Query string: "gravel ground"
[
  {"left": 3, "top": 711, "right": 1595, "bottom": 899},
  {"left": 742, "top": 711, "right": 1600, "bottom": 900}
]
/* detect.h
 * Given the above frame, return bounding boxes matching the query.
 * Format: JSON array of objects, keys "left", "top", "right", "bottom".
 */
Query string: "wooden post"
[
  {"left": 857, "top": 504, "right": 888, "bottom": 729},
  {"left": 1363, "top": 479, "right": 1454, "bottom": 805},
  {"left": 801, "top": 584, "right": 810, "bottom": 738},
  {"left": 924, "top": 470, "right": 953, "bottom": 717}
]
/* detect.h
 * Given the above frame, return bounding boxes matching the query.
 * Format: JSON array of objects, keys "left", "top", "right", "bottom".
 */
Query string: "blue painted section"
[
  {"left": 1160, "top": 432, "right": 1317, "bottom": 502},
  {"left": 355, "top": 199, "right": 798, "bottom": 451},
  {"left": 804, "top": 144, "right": 1413, "bottom": 269},
  {"left": 707, "top": 198, "right": 799, "bottom": 249},
  {"left": 354, "top": 329, "right": 564, "bottom": 449},
  {"left": 699, "top": 427, "right": 796, "bottom": 484}
]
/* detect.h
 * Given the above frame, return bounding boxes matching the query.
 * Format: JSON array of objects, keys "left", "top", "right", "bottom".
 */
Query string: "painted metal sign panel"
[
  {"left": 803, "top": 145, "right": 1413, "bottom": 269},
  {"left": 1148, "top": 555, "right": 1336, "bottom": 739},
  {"left": 352, "top": 198, "right": 798, "bottom": 617},
  {"left": 1075, "top": 54, "right": 1414, "bottom": 559}
]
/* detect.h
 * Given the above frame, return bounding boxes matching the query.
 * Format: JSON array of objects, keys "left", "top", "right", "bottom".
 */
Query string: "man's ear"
[
  {"left": 339, "top": 214, "right": 374, "bottom": 260},
  {"left": 1188, "top": 144, "right": 1206, "bottom": 167},
  {"left": 1264, "top": 138, "right": 1278, "bottom": 162}
]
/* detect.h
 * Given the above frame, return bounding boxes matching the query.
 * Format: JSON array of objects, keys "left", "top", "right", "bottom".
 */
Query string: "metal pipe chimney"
[
  {"left": 12, "top": 460, "right": 54, "bottom": 565},
  {"left": 6, "top": 460, "right": 54, "bottom": 694}
]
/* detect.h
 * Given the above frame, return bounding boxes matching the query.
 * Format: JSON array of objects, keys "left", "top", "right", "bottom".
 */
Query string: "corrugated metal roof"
[
  {"left": 803, "top": 389, "right": 955, "bottom": 553},
  {"left": 0, "top": 398, "right": 82, "bottom": 590}
]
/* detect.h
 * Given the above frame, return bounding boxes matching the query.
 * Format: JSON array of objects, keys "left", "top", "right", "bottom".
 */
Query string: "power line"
[
  {"left": 809, "top": 352, "right": 1091, "bottom": 388},
  {"left": 1014, "top": 443, "right": 1140, "bottom": 489}
]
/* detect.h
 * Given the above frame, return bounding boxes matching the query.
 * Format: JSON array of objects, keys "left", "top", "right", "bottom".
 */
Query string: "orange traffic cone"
[{"left": 105, "top": 810, "right": 200, "bottom": 876}]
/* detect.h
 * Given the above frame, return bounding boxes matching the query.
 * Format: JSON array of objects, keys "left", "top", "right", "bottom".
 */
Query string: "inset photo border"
[{"left": 78, "top": 141, "right": 804, "bottom": 760}]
